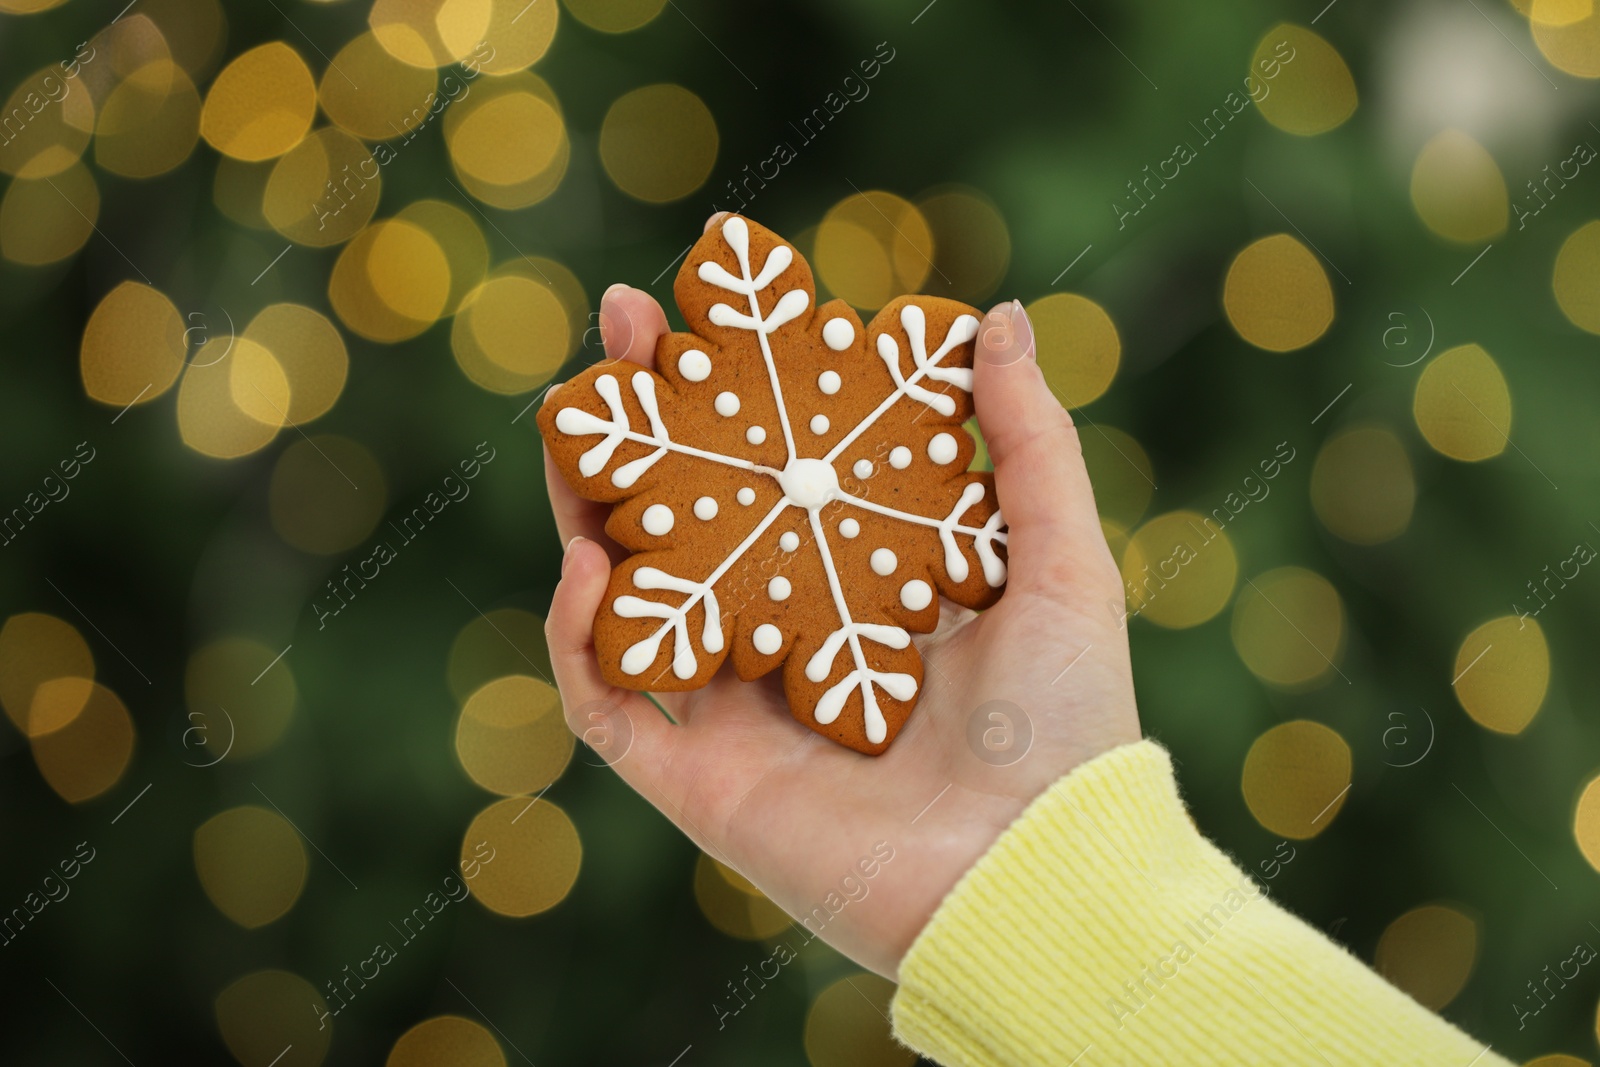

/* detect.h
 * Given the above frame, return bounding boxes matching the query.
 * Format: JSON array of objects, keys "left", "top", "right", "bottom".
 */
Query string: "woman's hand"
[{"left": 543, "top": 228, "right": 1141, "bottom": 979}]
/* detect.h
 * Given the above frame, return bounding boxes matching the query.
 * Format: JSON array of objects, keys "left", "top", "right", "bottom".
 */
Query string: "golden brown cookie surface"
[{"left": 538, "top": 215, "right": 1007, "bottom": 754}]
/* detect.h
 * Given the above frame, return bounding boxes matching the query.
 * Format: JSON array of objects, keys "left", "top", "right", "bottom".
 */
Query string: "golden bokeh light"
[
  {"left": 1413, "top": 343, "right": 1511, "bottom": 462},
  {"left": 30, "top": 682, "right": 135, "bottom": 803},
  {"left": 444, "top": 72, "right": 570, "bottom": 209},
  {"left": 264, "top": 127, "right": 381, "bottom": 246},
  {"left": 815, "top": 191, "right": 933, "bottom": 311},
  {"left": 1533, "top": 5, "right": 1600, "bottom": 76},
  {"left": 395, "top": 199, "right": 488, "bottom": 314},
  {"left": 1310, "top": 425, "right": 1415, "bottom": 545},
  {"left": 599, "top": 83, "right": 718, "bottom": 203},
  {"left": 1252, "top": 24, "right": 1357, "bottom": 136},
  {"left": 1410, "top": 130, "right": 1508, "bottom": 244},
  {"left": 136, "top": 0, "right": 229, "bottom": 80},
  {"left": 475, "top": 0, "right": 560, "bottom": 73},
  {"left": 213, "top": 157, "right": 274, "bottom": 230},
  {"left": 0, "top": 0, "right": 69, "bottom": 12},
  {"left": 329, "top": 219, "right": 453, "bottom": 343},
  {"left": 1121, "top": 510, "right": 1238, "bottom": 629},
  {"left": 447, "top": 608, "right": 553, "bottom": 704},
  {"left": 452, "top": 272, "right": 569, "bottom": 391},
  {"left": 0, "top": 159, "right": 99, "bottom": 265},
  {"left": 319, "top": 32, "right": 438, "bottom": 142},
  {"left": 803, "top": 973, "right": 915, "bottom": 1067},
  {"left": 1373, "top": 904, "right": 1478, "bottom": 1011},
  {"left": 918, "top": 187, "right": 1012, "bottom": 303},
  {"left": 693, "top": 853, "right": 790, "bottom": 940},
  {"left": 1572, "top": 773, "right": 1600, "bottom": 873},
  {"left": 1027, "top": 292, "right": 1121, "bottom": 407},
  {"left": 1231, "top": 567, "right": 1345, "bottom": 689},
  {"left": 243, "top": 303, "right": 349, "bottom": 426},
  {"left": 94, "top": 59, "right": 201, "bottom": 179},
  {"left": 177, "top": 337, "right": 288, "bottom": 458},
  {"left": 200, "top": 42, "right": 317, "bottom": 161},
  {"left": 387, "top": 1015, "right": 505, "bottom": 1067},
  {"left": 194, "top": 806, "right": 308, "bottom": 929},
  {"left": 1222, "top": 233, "right": 1334, "bottom": 352},
  {"left": 462, "top": 797, "right": 582, "bottom": 917},
  {"left": 455, "top": 675, "right": 574, "bottom": 797},
  {"left": 1531, "top": 0, "right": 1593, "bottom": 26},
  {"left": 370, "top": 0, "right": 494, "bottom": 69},
  {"left": 1452, "top": 615, "right": 1549, "bottom": 734},
  {"left": 563, "top": 0, "right": 666, "bottom": 32},
  {"left": 0, "top": 65, "right": 97, "bottom": 179},
  {"left": 1525, "top": 1056, "right": 1590, "bottom": 1067},
  {"left": 79, "top": 281, "right": 186, "bottom": 408},
  {"left": 0, "top": 612, "right": 94, "bottom": 737},
  {"left": 1240, "top": 719, "right": 1351, "bottom": 839},
  {"left": 215, "top": 970, "right": 331, "bottom": 1067},
  {"left": 1552, "top": 221, "right": 1600, "bottom": 334},
  {"left": 1080, "top": 425, "right": 1154, "bottom": 528},
  {"left": 185, "top": 637, "right": 297, "bottom": 760},
  {"left": 269, "top": 436, "right": 387, "bottom": 555}
]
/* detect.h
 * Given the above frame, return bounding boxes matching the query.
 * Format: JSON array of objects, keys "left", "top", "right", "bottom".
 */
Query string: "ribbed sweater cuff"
[{"left": 890, "top": 740, "right": 1510, "bottom": 1067}]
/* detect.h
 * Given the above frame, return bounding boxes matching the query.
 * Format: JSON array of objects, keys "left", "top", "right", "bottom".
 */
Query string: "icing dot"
[
  {"left": 822, "top": 317, "right": 855, "bottom": 351},
  {"left": 839, "top": 518, "right": 860, "bottom": 538},
  {"left": 928, "top": 432, "right": 959, "bottom": 464},
  {"left": 752, "top": 623, "right": 782, "bottom": 655},
  {"left": 810, "top": 414, "right": 830, "bottom": 435},
  {"left": 746, "top": 425, "right": 767, "bottom": 445},
  {"left": 737, "top": 487, "right": 756, "bottom": 506},
  {"left": 679, "top": 350, "right": 711, "bottom": 381},
  {"left": 889, "top": 446, "right": 912, "bottom": 470},
  {"left": 818, "top": 370, "right": 842, "bottom": 394},
  {"left": 852, "top": 459, "right": 873, "bottom": 479},
  {"left": 870, "top": 548, "right": 897, "bottom": 576},
  {"left": 779, "top": 531, "right": 800, "bottom": 552},
  {"left": 900, "top": 579, "right": 933, "bottom": 611},
  {"left": 715, "top": 391, "right": 741, "bottom": 417},
  {"left": 767, "top": 576, "right": 791, "bottom": 601},
  {"left": 642, "top": 504, "right": 674, "bottom": 535},
  {"left": 693, "top": 496, "right": 718, "bottom": 520}
]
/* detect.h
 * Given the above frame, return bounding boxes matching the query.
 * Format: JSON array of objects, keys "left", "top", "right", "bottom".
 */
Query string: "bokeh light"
[
  {"left": 598, "top": 83, "right": 717, "bottom": 203},
  {"left": 1027, "top": 293, "right": 1121, "bottom": 407},
  {"left": 242, "top": 303, "right": 349, "bottom": 425},
  {"left": 452, "top": 271, "right": 569, "bottom": 391},
  {"left": 803, "top": 973, "right": 914, "bottom": 1067},
  {"left": 395, "top": 199, "right": 488, "bottom": 314},
  {"left": 94, "top": 59, "right": 201, "bottom": 179},
  {"left": 1310, "top": 425, "right": 1415, "bottom": 544},
  {"left": 1080, "top": 425, "right": 1155, "bottom": 528},
  {"left": 0, "top": 612, "right": 94, "bottom": 737},
  {"left": 1252, "top": 24, "right": 1357, "bottom": 135},
  {"left": 815, "top": 191, "right": 933, "bottom": 311},
  {"left": 1240, "top": 719, "right": 1351, "bottom": 839},
  {"left": 454, "top": 675, "right": 574, "bottom": 796},
  {"left": 185, "top": 637, "right": 297, "bottom": 760},
  {"left": 1553, "top": 221, "right": 1600, "bottom": 334},
  {"left": 693, "top": 853, "right": 790, "bottom": 940},
  {"left": 264, "top": 128, "right": 381, "bottom": 246},
  {"left": 1533, "top": 5, "right": 1600, "bottom": 76},
  {"left": 0, "top": 66, "right": 96, "bottom": 179},
  {"left": 1410, "top": 130, "right": 1507, "bottom": 244},
  {"left": 329, "top": 219, "right": 453, "bottom": 342},
  {"left": 0, "top": 159, "right": 99, "bottom": 265},
  {"left": 370, "top": 0, "right": 494, "bottom": 69},
  {"left": 1230, "top": 567, "right": 1345, "bottom": 689},
  {"left": 215, "top": 970, "right": 331, "bottom": 1067},
  {"left": 447, "top": 609, "right": 553, "bottom": 704},
  {"left": 475, "top": 0, "right": 560, "bottom": 73},
  {"left": 176, "top": 337, "right": 289, "bottom": 458},
  {"left": 194, "top": 806, "right": 308, "bottom": 928},
  {"left": 1572, "top": 772, "right": 1600, "bottom": 873},
  {"left": 1373, "top": 904, "right": 1478, "bottom": 1011},
  {"left": 917, "top": 187, "right": 1012, "bottom": 303},
  {"left": 445, "top": 71, "right": 569, "bottom": 210},
  {"left": 269, "top": 436, "right": 387, "bottom": 555},
  {"left": 30, "top": 682, "right": 135, "bottom": 803},
  {"left": 1412, "top": 343, "right": 1511, "bottom": 462},
  {"left": 79, "top": 281, "right": 187, "bottom": 407},
  {"left": 200, "top": 42, "right": 316, "bottom": 161},
  {"left": 563, "top": 0, "right": 666, "bottom": 32},
  {"left": 1524, "top": 1056, "right": 1590, "bottom": 1067},
  {"left": 136, "top": 0, "right": 228, "bottom": 80},
  {"left": 462, "top": 797, "right": 582, "bottom": 917},
  {"left": 386, "top": 1015, "right": 505, "bottom": 1067},
  {"left": 1121, "top": 510, "right": 1239, "bottom": 629},
  {"left": 318, "top": 32, "right": 438, "bottom": 142},
  {"left": 1222, "top": 233, "right": 1334, "bottom": 352},
  {"left": 1452, "top": 615, "right": 1549, "bottom": 735}
]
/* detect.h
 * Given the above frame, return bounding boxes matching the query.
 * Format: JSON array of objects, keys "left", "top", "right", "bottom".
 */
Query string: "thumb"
[{"left": 972, "top": 300, "right": 1119, "bottom": 600}]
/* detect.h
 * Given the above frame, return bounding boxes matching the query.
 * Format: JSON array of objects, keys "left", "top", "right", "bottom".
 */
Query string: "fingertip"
[
  {"left": 704, "top": 210, "right": 729, "bottom": 233},
  {"left": 599, "top": 285, "right": 670, "bottom": 366}
]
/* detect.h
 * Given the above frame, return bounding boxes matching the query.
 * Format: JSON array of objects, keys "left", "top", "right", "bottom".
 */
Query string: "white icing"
[
  {"left": 822, "top": 317, "right": 855, "bottom": 351},
  {"left": 715, "top": 391, "right": 740, "bottom": 417},
  {"left": 839, "top": 481, "right": 1007, "bottom": 587},
  {"left": 852, "top": 459, "right": 873, "bottom": 479},
  {"left": 679, "top": 350, "right": 711, "bottom": 381},
  {"left": 752, "top": 623, "right": 782, "bottom": 655},
  {"left": 928, "top": 432, "right": 958, "bottom": 465},
  {"left": 870, "top": 548, "right": 897, "bottom": 576},
  {"left": 810, "top": 414, "right": 830, "bottom": 435},
  {"left": 818, "top": 370, "right": 841, "bottom": 394},
  {"left": 839, "top": 518, "right": 860, "bottom": 538},
  {"left": 642, "top": 504, "right": 674, "bottom": 535},
  {"left": 693, "top": 496, "right": 718, "bottom": 521},
  {"left": 900, "top": 579, "right": 933, "bottom": 611},
  {"left": 615, "top": 566, "right": 726, "bottom": 679},
  {"left": 779, "top": 531, "right": 799, "bottom": 552},
  {"left": 737, "top": 487, "right": 755, "bottom": 506},
  {"left": 746, "top": 425, "right": 766, "bottom": 445},
  {"left": 776, "top": 458, "right": 838, "bottom": 509},
  {"left": 767, "top": 576, "right": 791, "bottom": 601},
  {"left": 554, "top": 370, "right": 760, "bottom": 482},
  {"left": 889, "top": 446, "right": 912, "bottom": 470}
]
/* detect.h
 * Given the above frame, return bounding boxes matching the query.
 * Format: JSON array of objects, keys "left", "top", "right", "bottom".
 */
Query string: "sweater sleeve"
[{"left": 890, "top": 740, "right": 1512, "bottom": 1067}]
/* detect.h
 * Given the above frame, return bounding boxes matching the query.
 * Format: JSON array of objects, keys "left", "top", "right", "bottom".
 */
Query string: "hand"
[{"left": 543, "top": 222, "right": 1141, "bottom": 979}]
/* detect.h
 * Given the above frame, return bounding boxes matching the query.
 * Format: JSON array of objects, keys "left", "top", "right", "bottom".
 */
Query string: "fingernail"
[
  {"left": 1010, "top": 300, "right": 1036, "bottom": 362},
  {"left": 562, "top": 535, "right": 587, "bottom": 576},
  {"left": 603, "top": 282, "right": 628, "bottom": 298},
  {"left": 598, "top": 292, "right": 633, "bottom": 356},
  {"left": 704, "top": 210, "right": 729, "bottom": 232},
  {"left": 978, "top": 301, "right": 1032, "bottom": 367}
]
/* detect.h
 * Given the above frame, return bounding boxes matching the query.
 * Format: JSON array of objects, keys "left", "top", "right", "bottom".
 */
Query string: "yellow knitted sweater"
[{"left": 891, "top": 741, "right": 1511, "bottom": 1066}]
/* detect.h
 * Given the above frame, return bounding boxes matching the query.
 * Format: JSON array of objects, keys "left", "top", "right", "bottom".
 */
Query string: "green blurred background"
[{"left": 2, "top": 0, "right": 1599, "bottom": 1062}]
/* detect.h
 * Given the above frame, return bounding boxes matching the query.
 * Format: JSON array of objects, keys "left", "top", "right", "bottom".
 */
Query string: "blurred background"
[{"left": 1, "top": 0, "right": 1598, "bottom": 1062}]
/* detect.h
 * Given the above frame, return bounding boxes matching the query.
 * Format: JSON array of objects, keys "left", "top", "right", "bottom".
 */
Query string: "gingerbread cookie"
[{"left": 539, "top": 215, "right": 1007, "bottom": 754}]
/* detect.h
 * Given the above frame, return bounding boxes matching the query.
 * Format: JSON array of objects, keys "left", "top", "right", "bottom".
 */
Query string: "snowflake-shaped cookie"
[{"left": 538, "top": 215, "right": 1007, "bottom": 754}]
